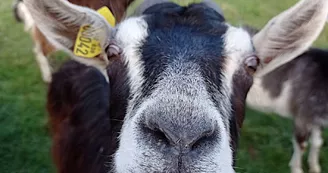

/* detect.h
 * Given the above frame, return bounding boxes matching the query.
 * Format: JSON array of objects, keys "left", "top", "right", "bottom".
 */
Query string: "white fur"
[
  {"left": 115, "top": 64, "right": 235, "bottom": 172},
  {"left": 114, "top": 16, "right": 148, "bottom": 96},
  {"left": 289, "top": 138, "right": 307, "bottom": 173},
  {"left": 16, "top": 1, "right": 35, "bottom": 32},
  {"left": 33, "top": 41, "right": 52, "bottom": 83},
  {"left": 223, "top": 25, "right": 254, "bottom": 92},
  {"left": 113, "top": 17, "right": 149, "bottom": 172},
  {"left": 308, "top": 127, "right": 323, "bottom": 173},
  {"left": 246, "top": 78, "right": 293, "bottom": 118},
  {"left": 114, "top": 24, "right": 255, "bottom": 173},
  {"left": 222, "top": 25, "right": 254, "bottom": 123}
]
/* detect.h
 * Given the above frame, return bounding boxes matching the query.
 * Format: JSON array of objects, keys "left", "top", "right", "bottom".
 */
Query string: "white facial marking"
[
  {"left": 221, "top": 25, "right": 254, "bottom": 122},
  {"left": 223, "top": 25, "right": 254, "bottom": 92},
  {"left": 115, "top": 16, "right": 148, "bottom": 97},
  {"left": 114, "top": 17, "right": 152, "bottom": 172}
]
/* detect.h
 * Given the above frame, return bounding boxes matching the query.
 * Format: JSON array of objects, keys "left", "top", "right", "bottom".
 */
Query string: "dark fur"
[
  {"left": 139, "top": 2, "right": 227, "bottom": 99},
  {"left": 47, "top": 59, "right": 129, "bottom": 173},
  {"left": 264, "top": 48, "right": 328, "bottom": 141},
  {"left": 230, "top": 67, "right": 254, "bottom": 164}
]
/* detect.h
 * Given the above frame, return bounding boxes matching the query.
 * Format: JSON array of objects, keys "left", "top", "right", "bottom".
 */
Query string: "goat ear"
[
  {"left": 253, "top": 0, "right": 328, "bottom": 77},
  {"left": 24, "top": 0, "right": 117, "bottom": 79}
]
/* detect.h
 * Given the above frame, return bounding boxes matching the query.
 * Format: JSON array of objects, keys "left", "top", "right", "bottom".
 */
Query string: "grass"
[{"left": 0, "top": 0, "right": 327, "bottom": 172}]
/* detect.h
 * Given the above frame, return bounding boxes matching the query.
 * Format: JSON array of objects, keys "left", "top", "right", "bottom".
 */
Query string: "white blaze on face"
[
  {"left": 112, "top": 17, "right": 151, "bottom": 172},
  {"left": 115, "top": 17, "right": 148, "bottom": 90},
  {"left": 219, "top": 25, "right": 254, "bottom": 123},
  {"left": 223, "top": 25, "right": 254, "bottom": 92}
]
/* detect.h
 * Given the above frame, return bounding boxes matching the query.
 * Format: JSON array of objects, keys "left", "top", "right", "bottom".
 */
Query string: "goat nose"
[{"left": 144, "top": 117, "right": 217, "bottom": 152}]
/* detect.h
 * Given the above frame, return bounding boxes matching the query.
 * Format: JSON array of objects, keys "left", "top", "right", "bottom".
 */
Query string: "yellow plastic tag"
[
  {"left": 73, "top": 25, "right": 102, "bottom": 58},
  {"left": 73, "top": 6, "right": 116, "bottom": 58},
  {"left": 97, "top": 6, "right": 116, "bottom": 27}
]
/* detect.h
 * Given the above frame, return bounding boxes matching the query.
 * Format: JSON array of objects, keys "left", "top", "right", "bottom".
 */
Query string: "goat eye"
[{"left": 245, "top": 55, "right": 259, "bottom": 75}]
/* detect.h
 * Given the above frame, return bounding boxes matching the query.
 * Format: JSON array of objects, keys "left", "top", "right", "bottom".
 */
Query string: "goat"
[
  {"left": 244, "top": 23, "right": 328, "bottom": 173},
  {"left": 12, "top": 0, "right": 134, "bottom": 83},
  {"left": 23, "top": 0, "right": 328, "bottom": 172}
]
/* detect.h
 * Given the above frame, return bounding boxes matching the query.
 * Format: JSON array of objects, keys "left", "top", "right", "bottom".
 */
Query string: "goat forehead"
[{"left": 115, "top": 15, "right": 253, "bottom": 98}]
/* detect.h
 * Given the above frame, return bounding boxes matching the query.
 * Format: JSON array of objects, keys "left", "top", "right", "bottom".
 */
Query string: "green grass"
[{"left": 0, "top": 0, "right": 327, "bottom": 172}]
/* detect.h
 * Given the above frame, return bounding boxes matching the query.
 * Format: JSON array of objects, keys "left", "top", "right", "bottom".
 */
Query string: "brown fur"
[
  {"left": 230, "top": 68, "right": 254, "bottom": 165},
  {"left": 47, "top": 58, "right": 130, "bottom": 173},
  {"left": 32, "top": 26, "right": 56, "bottom": 55}
]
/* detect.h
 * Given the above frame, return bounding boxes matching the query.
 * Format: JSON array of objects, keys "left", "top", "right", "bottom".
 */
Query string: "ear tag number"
[
  {"left": 74, "top": 25, "right": 102, "bottom": 58},
  {"left": 73, "top": 7, "right": 116, "bottom": 58}
]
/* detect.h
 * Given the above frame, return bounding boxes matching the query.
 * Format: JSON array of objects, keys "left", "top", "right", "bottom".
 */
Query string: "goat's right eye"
[{"left": 244, "top": 55, "right": 259, "bottom": 75}]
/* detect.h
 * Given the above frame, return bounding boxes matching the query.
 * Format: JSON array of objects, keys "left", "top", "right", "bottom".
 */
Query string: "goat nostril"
[
  {"left": 142, "top": 118, "right": 218, "bottom": 153},
  {"left": 189, "top": 129, "right": 215, "bottom": 150},
  {"left": 154, "top": 129, "right": 169, "bottom": 143},
  {"left": 142, "top": 123, "right": 171, "bottom": 144}
]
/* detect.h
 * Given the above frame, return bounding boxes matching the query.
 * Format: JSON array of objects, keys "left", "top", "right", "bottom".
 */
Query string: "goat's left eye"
[{"left": 244, "top": 55, "right": 259, "bottom": 75}]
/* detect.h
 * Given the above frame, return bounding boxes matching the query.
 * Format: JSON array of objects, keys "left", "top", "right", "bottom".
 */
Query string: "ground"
[{"left": 0, "top": 0, "right": 327, "bottom": 172}]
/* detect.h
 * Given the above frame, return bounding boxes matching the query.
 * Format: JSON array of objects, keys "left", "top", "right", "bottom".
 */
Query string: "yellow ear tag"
[
  {"left": 97, "top": 6, "right": 116, "bottom": 27},
  {"left": 73, "top": 7, "right": 116, "bottom": 58},
  {"left": 73, "top": 25, "right": 102, "bottom": 58}
]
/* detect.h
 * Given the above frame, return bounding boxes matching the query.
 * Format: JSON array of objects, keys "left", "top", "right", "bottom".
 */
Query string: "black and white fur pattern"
[
  {"left": 23, "top": 0, "right": 328, "bottom": 172},
  {"left": 244, "top": 1, "right": 328, "bottom": 173},
  {"left": 114, "top": 2, "right": 252, "bottom": 172},
  {"left": 246, "top": 29, "right": 328, "bottom": 173}
]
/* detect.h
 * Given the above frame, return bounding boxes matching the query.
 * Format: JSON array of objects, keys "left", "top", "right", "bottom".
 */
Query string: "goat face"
[
  {"left": 24, "top": 0, "right": 328, "bottom": 172},
  {"left": 113, "top": 3, "right": 257, "bottom": 172}
]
